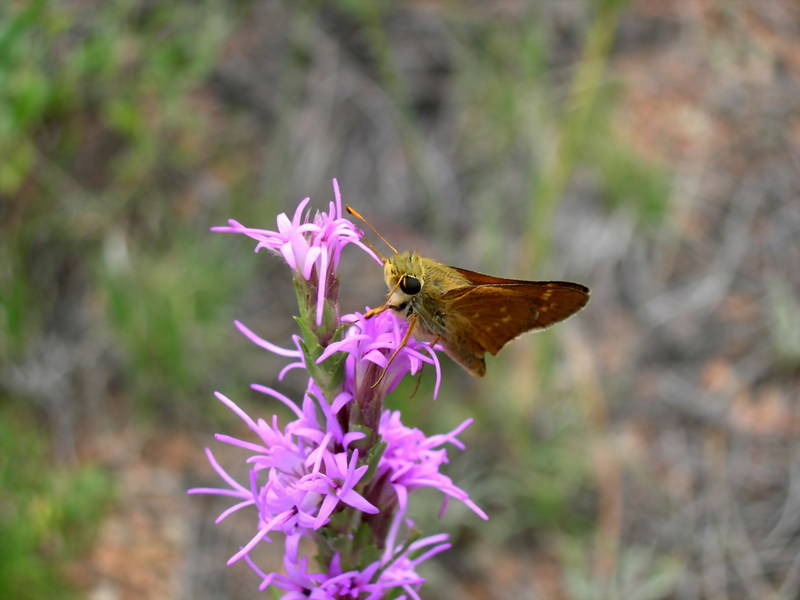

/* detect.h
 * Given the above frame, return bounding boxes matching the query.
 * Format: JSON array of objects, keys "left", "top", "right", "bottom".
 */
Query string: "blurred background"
[{"left": 2, "top": 0, "right": 799, "bottom": 598}]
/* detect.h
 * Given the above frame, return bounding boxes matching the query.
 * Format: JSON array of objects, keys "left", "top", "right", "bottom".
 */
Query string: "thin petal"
[
  {"left": 235, "top": 320, "right": 301, "bottom": 357},
  {"left": 332, "top": 178, "right": 342, "bottom": 218},
  {"left": 227, "top": 516, "right": 281, "bottom": 565},
  {"left": 301, "top": 246, "right": 322, "bottom": 280},
  {"left": 214, "top": 392, "right": 258, "bottom": 429},
  {"left": 292, "top": 197, "right": 312, "bottom": 228},
  {"left": 250, "top": 384, "right": 304, "bottom": 419},
  {"left": 315, "top": 249, "right": 328, "bottom": 326},
  {"left": 340, "top": 489, "right": 380, "bottom": 514},
  {"left": 314, "top": 494, "right": 340, "bottom": 529}
]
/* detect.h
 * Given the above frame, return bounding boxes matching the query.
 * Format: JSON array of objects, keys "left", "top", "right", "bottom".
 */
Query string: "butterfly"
[{"left": 347, "top": 207, "right": 589, "bottom": 376}]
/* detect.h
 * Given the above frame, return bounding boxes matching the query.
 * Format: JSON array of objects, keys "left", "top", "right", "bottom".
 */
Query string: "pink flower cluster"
[
  {"left": 211, "top": 179, "right": 378, "bottom": 325},
  {"left": 191, "top": 181, "right": 485, "bottom": 598}
]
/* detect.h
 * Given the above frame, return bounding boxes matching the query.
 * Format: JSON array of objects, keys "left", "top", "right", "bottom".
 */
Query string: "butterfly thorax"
[{"left": 382, "top": 252, "right": 469, "bottom": 332}]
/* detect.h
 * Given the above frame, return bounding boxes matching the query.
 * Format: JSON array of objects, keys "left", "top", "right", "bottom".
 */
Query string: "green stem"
[{"left": 293, "top": 277, "right": 346, "bottom": 403}]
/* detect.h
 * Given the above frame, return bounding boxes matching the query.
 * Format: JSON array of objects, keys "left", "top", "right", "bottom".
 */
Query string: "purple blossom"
[
  {"left": 376, "top": 531, "right": 453, "bottom": 600},
  {"left": 318, "top": 309, "right": 443, "bottom": 400},
  {"left": 193, "top": 182, "right": 486, "bottom": 597},
  {"left": 188, "top": 385, "right": 378, "bottom": 565},
  {"left": 211, "top": 179, "right": 379, "bottom": 325},
  {"left": 248, "top": 526, "right": 452, "bottom": 599},
  {"left": 376, "top": 411, "right": 488, "bottom": 520},
  {"left": 188, "top": 377, "right": 485, "bottom": 591}
]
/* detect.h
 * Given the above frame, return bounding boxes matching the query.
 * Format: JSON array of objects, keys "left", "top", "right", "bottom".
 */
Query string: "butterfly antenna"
[
  {"left": 355, "top": 233, "right": 388, "bottom": 264},
  {"left": 346, "top": 206, "right": 399, "bottom": 257}
]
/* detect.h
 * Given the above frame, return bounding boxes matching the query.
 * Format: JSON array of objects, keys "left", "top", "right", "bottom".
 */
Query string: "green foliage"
[
  {"left": 1, "top": 0, "right": 240, "bottom": 414},
  {"left": 98, "top": 233, "right": 248, "bottom": 414},
  {"left": 766, "top": 274, "right": 800, "bottom": 369},
  {"left": 561, "top": 542, "right": 684, "bottom": 600},
  {"left": 0, "top": 0, "right": 227, "bottom": 193},
  {"left": 578, "top": 88, "right": 670, "bottom": 226},
  {"left": 0, "top": 404, "right": 114, "bottom": 600}
]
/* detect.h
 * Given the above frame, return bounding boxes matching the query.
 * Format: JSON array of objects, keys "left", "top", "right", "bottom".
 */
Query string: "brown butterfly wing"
[
  {"left": 450, "top": 267, "right": 536, "bottom": 286},
  {"left": 438, "top": 276, "right": 589, "bottom": 376},
  {"left": 450, "top": 268, "right": 590, "bottom": 333}
]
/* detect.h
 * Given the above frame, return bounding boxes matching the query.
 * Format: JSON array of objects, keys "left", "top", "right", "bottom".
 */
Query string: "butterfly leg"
[
  {"left": 365, "top": 302, "right": 390, "bottom": 319},
  {"left": 371, "top": 314, "right": 418, "bottom": 389}
]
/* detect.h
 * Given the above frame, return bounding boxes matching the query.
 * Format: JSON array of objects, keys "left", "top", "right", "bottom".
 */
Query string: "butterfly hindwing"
[{"left": 437, "top": 279, "right": 590, "bottom": 375}]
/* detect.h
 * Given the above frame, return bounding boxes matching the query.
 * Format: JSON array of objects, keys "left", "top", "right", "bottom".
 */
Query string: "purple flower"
[
  {"left": 187, "top": 385, "right": 378, "bottom": 566},
  {"left": 188, "top": 376, "right": 485, "bottom": 590},
  {"left": 376, "top": 411, "right": 488, "bottom": 520},
  {"left": 194, "top": 180, "right": 486, "bottom": 597},
  {"left": 211, "top": 179, "right": 379, "bottom": 325},
  {"left": 318, "top": 309, "right": 443, "bottom": 400},
  {"left": 247, "top": 525, "right": 452, "bottom": 599},
  {"left": 376, "top": 531, "right": 452, "bottom": 600}
]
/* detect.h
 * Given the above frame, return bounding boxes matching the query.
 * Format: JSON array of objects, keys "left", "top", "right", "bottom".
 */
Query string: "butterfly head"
[{"left": 383, "top": 252, "right": 425, "bottom": 310}]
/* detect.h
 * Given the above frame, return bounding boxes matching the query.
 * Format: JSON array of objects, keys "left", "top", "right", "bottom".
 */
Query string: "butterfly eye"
[{"left": 399, "top": 275, "right": 421, "bottom": 295}]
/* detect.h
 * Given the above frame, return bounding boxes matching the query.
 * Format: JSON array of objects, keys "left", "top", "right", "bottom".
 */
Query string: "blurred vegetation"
[
  {"left": 0, "top": 405, "right": 113, "bottom": 600},
  {"left": 2, "top": 0, "right": 799, "bottom": 599},
  {"left": 1, "top": 0, "right": 247, "bottom": 594}
]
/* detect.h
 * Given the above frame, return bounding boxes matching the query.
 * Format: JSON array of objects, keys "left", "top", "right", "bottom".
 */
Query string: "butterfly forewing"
[
  {"left": 450, "top": 267, "right": 537, "bottom": 286},
  {"left": 445, "top": 282, "right": 587, "bottom": 347},
  {"left": 450, "top": 268, "right": 590, "bottom": 325},
  {"left": 437, "top": 278, "right": 590, "bottom": 376}
]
